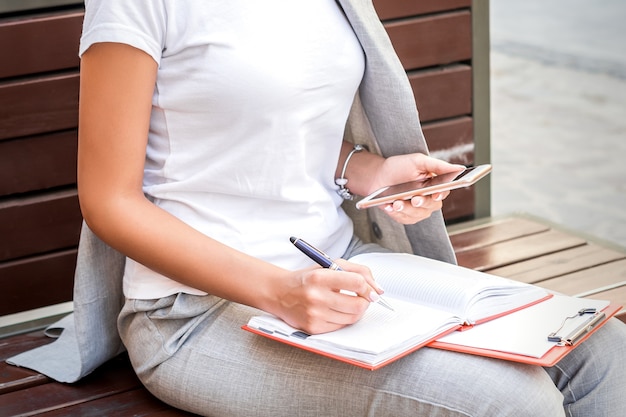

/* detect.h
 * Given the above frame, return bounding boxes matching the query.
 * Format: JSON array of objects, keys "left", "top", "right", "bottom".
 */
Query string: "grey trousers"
[{"left": 118, "top": 241, "right": 626, "bottom": 416}]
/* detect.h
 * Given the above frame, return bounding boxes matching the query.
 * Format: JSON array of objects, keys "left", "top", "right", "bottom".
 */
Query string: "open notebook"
[{"left": 243, "top": 252, "right": 553, "bottom": 370}]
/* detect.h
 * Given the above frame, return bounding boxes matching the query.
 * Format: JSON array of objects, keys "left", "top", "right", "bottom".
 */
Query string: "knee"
[
  {"left": 484, "top": 370, "right": 565, "bottom": 417},
  {"left": 387, "top": 349, "right": 567, "bottom": 417},
  {"left": 395, "top": 354, "right": 566, "bottom": 416},
  {"left": 460, "top": 361, "right": 565, "bottom": 417}
]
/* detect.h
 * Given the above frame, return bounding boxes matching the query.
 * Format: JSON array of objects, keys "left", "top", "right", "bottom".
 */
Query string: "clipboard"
[{"left": 429, "top": 297, "right": 621, "bottom": 367}]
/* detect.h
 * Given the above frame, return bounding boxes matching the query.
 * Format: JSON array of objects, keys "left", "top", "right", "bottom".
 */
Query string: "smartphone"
[{"left": 355, "top": 164, "right": 492, "bottom": 210}]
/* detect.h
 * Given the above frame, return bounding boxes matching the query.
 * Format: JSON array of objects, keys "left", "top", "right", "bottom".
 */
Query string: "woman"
[{"left": 76, "top": 0, "right": 626, "bottom": 415}]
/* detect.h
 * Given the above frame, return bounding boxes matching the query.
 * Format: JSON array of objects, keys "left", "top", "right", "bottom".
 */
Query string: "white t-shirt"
[{"left": 80, "top": 0, "right": 366, "bottom": 299}]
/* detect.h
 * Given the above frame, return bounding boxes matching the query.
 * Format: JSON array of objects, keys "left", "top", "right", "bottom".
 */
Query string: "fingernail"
[
  {"left": 369, "top": 291, "right": 381, "bottom": 302},
  {"left": 434, "top": 193, "right": 444, "bottom": 201},
  {"left": 384, "top": 205, "right": 393, "bottom": 212},
  {"left": 413, "top": 197, "right": 424, "bottom": 207}
]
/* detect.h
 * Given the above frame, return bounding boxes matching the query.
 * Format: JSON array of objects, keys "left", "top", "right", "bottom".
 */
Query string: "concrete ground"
[{"left": 489, "top": 0, "right": 626, "bottom": 249}]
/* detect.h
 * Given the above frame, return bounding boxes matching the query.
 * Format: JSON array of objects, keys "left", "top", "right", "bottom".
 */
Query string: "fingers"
[
  {"left": 334, "top": 259, "right": 384, "bottom": 296},
  {"left": 315, "top": 265, "right": 381, "bottom": 307},
  {"left": 380, "top": 192, "right": 447, "bottom": 224},
  {"left": 286, "top": 266, "right": 378, "bottom": 334},
  {"left": 415, "top": 154, "right": 466, "bottom": 176}
]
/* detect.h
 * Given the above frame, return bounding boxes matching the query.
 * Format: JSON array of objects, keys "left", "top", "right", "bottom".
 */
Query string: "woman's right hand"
[{"left": 273, "top": 261, "right": 382, "bottom": 334}]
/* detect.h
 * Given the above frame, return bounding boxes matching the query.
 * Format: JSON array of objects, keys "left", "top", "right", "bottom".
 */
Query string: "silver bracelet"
[{"left": 335, "top": 144, "right": 365, "bottom": 200}]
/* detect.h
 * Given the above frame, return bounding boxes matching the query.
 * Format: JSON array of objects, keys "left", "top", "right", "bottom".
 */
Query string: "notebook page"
[
  {"left": 247, "top": 297, "right": 460, "bottom": 358},
  {"left": 306, "top": 298, "right": 458, "bottom": 354},
  {"left": 348, "top": 252, "right": 539, "bottom": 317}
]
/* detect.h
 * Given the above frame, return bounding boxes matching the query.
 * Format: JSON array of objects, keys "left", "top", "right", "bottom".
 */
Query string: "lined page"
[
  {"left": 248, "top": 297, "right": 460, "bottom": 361},
  {"left": 306, "top": 298, "right": 457, "bottom": 354},
  {"left": 349, "top": 252, "right": 545, "bottom": 319}
]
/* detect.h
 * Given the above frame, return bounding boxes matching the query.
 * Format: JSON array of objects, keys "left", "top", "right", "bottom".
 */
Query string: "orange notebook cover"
[
  {"left": 241, "top": 294, "right": 552, "bottom": 371},
  {"left": 242, "top": 252, "right": 584, "bottom": 370},
  {"left": 242, "top": 323, "right": 460, "bottom": 371},
  {"left": 243, "top": 297, "right": 619, "bottom": 370}
]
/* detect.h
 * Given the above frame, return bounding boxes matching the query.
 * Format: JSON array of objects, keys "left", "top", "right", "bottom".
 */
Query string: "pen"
[{"left": 289, "top": 236, "right": 395, "bottom": 312}]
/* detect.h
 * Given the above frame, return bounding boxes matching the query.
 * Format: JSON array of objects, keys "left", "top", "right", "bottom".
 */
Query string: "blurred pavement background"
[{"left": 489, "top": 0, "right": 626, "bottom": 249}]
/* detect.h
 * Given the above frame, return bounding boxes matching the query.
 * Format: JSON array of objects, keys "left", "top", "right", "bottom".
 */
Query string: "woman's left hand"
[{"left": 370, "top": 153, "right": 465, "bottom": 225}]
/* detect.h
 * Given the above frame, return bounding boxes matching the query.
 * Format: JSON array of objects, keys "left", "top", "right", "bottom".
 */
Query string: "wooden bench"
[{"left": 1, "top": 214, "right": 624, "bottom": 416}]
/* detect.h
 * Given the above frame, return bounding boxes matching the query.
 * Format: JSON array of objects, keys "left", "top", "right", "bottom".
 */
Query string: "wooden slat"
[
  {"left": 0, "top": 355, "right": 141, "bottom": 416},
  {"left": 148, "top": 411, "right": 200, "bottom": 417},
  {"left": 0, "top": 249, "right": 77, "bottom": 316},
  {"left": 40, "top": 388, "right": 197, "bottom": 416},
  {"left": 456, "top": 229, "right": 587, "bottom": 271},
  {"left": 0, "top": 331, "right": 53, "bottom": 395},
  {"left": 0, "top": 10, "right": 83, "bottom": 79},
  {"left": 0, "top": 365, "right": 51, "bottom": 396},
  {"left": 0, "top": 331, "right": 52, "bottom": 360},
  {"left": 586, "top": 287, "right": 626, "bottom": 323},
  {"left": 450, "top": 217, "right": 550, "bottom": 253},
  {"left": 374, "top": 0, "right": 471, "bottom": 21},
  {"left": 422, "top": 116, "right": 474, "bottom": 165},
  {"left": 0, "top": 366, "right": 49, "bottom": 396},
  {"left": 587, "top": 287, "right": 626, "bottom": 310},
  {"left": 442, "top": 187, "right": 475, "bottom": 223},
  {"left": 536, "top": 260, "right": 626, "bottom": 299},
  {"left": 0, "top": 73, "right": 79, "bottom": 141},
  {"left": 0, "top": 335, "right": 192, "bottom": 416},
  {"left": 488, "top": 244, "right": 626, "bottom": 284},
  {"left": 149, "top": 411, "right": 201, "bottom": 417},
  {"left": 409, "top": 65, "right": 472, "bottom": 122},
  {"left": 384, "top": 11, "right": 472, "bottom": 70},
  {"left": 0, "top": 131, "right": 77, "bottom": 196},
  {"left": 421, "top": 116, "right": 475, "bottom": 223},
  {"left": 0, "top": 328, "right": 187, "bottom": 415},
  {"left": 0, "top": 190, "right": 81, "bottom": 262}
]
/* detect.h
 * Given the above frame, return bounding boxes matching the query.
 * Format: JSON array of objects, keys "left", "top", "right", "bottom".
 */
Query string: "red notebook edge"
[
  {"left": 241, "top": 295, "right": 618, "bottom": 370},
  {"left": 241, "top": 323, "right": 461, "bottom": 371}
]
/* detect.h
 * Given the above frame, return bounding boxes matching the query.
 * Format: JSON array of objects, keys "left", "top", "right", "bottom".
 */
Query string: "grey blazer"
[{"left": 8, "top": 0, "right": 456, "bottom": 382}]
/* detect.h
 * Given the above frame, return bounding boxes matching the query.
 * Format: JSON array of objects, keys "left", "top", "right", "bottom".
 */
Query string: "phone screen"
[{"left": 374, "top": 167, "right": 477, "bottom": 198}]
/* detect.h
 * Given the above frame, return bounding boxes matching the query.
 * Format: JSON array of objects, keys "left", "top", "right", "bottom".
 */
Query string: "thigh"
[
  {"left": 544, "top": 318, "right": 626, "bottom": 416},
  {"left": 119, "top": 294, "right": 565, "bottom": 417}
]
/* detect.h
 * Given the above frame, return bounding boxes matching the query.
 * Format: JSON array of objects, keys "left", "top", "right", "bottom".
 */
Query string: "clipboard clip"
[{"left": 547, "top": 308, "right": 606, "bottom": 346}]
